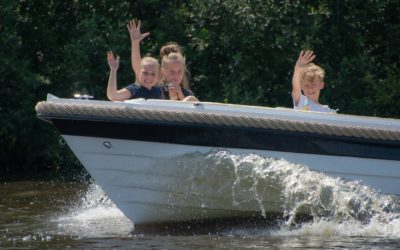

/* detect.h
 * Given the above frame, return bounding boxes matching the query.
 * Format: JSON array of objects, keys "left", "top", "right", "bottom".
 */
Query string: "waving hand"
[{"left": 127, "top": 19, "right": 150, "bottom": 43}]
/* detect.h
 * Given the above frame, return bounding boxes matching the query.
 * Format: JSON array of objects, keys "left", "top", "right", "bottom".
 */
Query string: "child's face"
[
  {"left": 301, "top": 78, "right": 324, "bottom": 102},
  {"left": 139, "top": 64, "right": 159, "bottom": 88},
  {"left": 162, "top": 61, "right": 184, "bottom": 86}
]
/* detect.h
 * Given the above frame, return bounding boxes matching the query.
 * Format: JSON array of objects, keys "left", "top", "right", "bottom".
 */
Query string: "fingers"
[
  {"left": 301, "top": 50, "right": 311, "bottom": 59},
  {"left": 107, "top": 51, "right": 114, "bottom": 60},
  {"left": 108, "top": 51, "right": 116, "bottom": 60},
  {"left": 127, "top": 19, "right": 143, "bottom": 32},
  {"left": 142, "top": 32, "right": 150, "bottom": 39},
  {"left": 168, "top": 84, "right": 178, "bottom": 91},
  {"left": 127, "top": 19, "right": 136, "bottom": 32},
  {"left": 308, "top": 53, "right": 316, "bottom": 62},
  {"left": 130, "top": 19, "right": 136, "bottom": 30},
  {"left": 107, "top": 51, "right": 119, "bottom": 65},
  {"left": 299, "top": 50, "right": 316, "bottom": 63},
  {"left": 304, "top": 50, "right": 314, "bottom": 58},
  {"left": 126, "top": 19, "right": 151, "bottom": 42}
]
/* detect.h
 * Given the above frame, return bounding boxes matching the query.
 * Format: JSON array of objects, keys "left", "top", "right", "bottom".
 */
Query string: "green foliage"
[{"left": 0, "top": 0, "right": 399, "bottom": 179}]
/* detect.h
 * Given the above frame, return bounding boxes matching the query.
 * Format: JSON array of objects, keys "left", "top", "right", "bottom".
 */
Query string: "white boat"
[{"left": 35, "top": 94, "right": 400, "bottom": 226}]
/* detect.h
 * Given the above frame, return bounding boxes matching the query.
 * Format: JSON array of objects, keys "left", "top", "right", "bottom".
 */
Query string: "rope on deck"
[{"left": 35, "top": 101, "right": 400, "bottom": 141}]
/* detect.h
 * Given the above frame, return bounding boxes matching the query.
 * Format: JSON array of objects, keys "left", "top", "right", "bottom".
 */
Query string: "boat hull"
[
  {"left": 35, "top": 97, "right": 400, "bottom": 225},
  {"left": 62, "top": 135, "right": 400, "bottom": 224}
]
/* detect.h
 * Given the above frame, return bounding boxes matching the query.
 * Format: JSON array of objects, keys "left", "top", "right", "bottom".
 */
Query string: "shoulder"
[
  {"left": 125, "top": 83, "right": 140, "bottom": 91},
  {"left": 124, "top": 83, "right": 141, "bottom": 96}
]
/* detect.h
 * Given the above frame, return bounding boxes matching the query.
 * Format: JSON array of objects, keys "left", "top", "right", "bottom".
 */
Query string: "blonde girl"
[{"left": 127, "top": 19, "right": 198, "bottom": 101}]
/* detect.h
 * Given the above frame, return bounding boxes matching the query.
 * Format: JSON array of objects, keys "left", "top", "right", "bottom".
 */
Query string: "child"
[
  {"left": 106, "top": 51, "right": 162, "bottom": 101},
  {"left": 291, "top": 50, "right": 336, "bottom": 113},
  {"left": 127, "top": 19, "right": 198, "bottom": 101},
  {"left": 160, "top": 43, "right": 198, "bottom": 101}
]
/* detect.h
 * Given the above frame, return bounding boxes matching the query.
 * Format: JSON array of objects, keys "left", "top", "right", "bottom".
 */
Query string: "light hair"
[
  {"left": 160, "top": 43, "right": 189, "bottom": 89},
  {"left": 302, "top": 63, "right": 325, "bottom": 83},
  {"left": 141, "top": 56, "right": 160, "bottom": 70},
  {"left": 160, "top": 42, "right": 182, "bottom": 57},
  {"left": 162, "top": 52, "right": 186, "bottom": 67}
]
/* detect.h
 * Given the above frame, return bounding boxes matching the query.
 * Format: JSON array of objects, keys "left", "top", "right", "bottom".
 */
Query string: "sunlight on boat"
[{"left": 53, "top": 149, "right": 400, "bottom": 238}]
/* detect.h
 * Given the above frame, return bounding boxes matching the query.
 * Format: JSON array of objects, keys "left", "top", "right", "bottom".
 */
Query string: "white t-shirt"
[{"left": 294, "top": 94, "right": 337, "bottom": 113}]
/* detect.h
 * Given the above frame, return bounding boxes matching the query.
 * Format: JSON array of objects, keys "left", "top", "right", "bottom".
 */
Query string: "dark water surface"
[{"left": 1, "top": 181, "right": 399, "bottom": 249}]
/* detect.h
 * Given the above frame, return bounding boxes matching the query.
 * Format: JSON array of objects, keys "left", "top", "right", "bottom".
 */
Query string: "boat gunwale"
[
  {"left": 35, "top": 100, "right": 400, "bottom": 143},
  {"left": 43, "top": 95, "right": 400, "bottom": 126}
]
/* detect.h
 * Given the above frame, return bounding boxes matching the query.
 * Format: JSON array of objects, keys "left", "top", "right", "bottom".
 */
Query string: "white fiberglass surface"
[
  {"left": 60, "top": 136, "right": 400, "bottom": 227},
  {"left": 63, "top": 136, "right": 400, "bottom": 196}
]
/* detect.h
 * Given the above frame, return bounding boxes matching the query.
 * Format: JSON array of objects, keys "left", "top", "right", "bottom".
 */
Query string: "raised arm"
[
  {"left": 106, "top": 51, "right": 131, "bottom": 101},
  {"left": 292, "top": 50, "right": 315, "bottom": 105},
  {"left": 127, "top": 19, "right": 150, "bottom": 82}
]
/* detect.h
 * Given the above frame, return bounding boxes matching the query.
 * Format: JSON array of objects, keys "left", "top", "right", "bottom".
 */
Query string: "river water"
[{"left": 1, "top": 152, "right": 400, "bottom": 249}]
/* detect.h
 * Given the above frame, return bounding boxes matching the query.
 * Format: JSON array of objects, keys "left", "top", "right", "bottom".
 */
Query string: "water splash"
[
  {"left": 53, "top": 183, "right": 134, "bottom": 237},
  {"left": 52, "top": 149, "right": 399, "bottom": 238},
  {"left": 222, "top": 150, "right": 400, "bottom": 237},
  {"left": 165, "top": 149, "right": 400, "bottom": 237}
]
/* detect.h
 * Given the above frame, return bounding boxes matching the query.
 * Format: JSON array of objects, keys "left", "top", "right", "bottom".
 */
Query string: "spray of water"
[
  {"left": 53, "top": 182, "right": 133, "bottom": 237},
  {"left": 204, "top": 149, "right": 400, "bottom": 237},
  {"left": 55, "top": 149, "right": 399, "bottom": 237},
  {"left": 161, "top": 149, "right": 399, "bottom": 237}
]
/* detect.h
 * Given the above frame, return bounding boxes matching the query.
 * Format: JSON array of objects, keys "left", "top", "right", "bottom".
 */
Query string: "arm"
[
  {"left": 106, "top": 51, "right": 131, "bottom": 101},
  {"left": 292, "top": 50, "right": 315, "bottom": 105},
  {"left": 127, "top": 19, "right": 150, "bottom": 82}
]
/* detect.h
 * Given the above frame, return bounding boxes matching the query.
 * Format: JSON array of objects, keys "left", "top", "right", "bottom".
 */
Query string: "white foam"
[
  {"left": 209, "top": 150, "right": 400, "bottom": 238},
  {"left": 272, "top": 217, "right": 400, "bottom": 238},
  {"left": 53, "top": 150, "right": 400, "bottom": 238},
  {"left": 53, "top": 184, "right": 134, "bottom": 237}
]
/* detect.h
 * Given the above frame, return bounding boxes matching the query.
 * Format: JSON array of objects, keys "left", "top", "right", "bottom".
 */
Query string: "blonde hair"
[
  {"left": 141, "top": 56, "right": 160, "bottom": 70},
  {"left": 302, "top": 63, "right": 325, "bottom": 83},
  {"left": 160, "top": 42, "right": 189, "bottom": 89}
]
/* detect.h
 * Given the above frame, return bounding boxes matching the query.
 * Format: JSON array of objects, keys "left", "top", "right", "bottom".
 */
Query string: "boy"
[{"left": 291, "top": 50, "right": 336, "bottom": 113}]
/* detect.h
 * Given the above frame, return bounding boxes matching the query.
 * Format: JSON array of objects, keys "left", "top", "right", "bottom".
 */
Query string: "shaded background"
[{"left": 1, "top": 0, "right": 399, "bottom": 179}]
